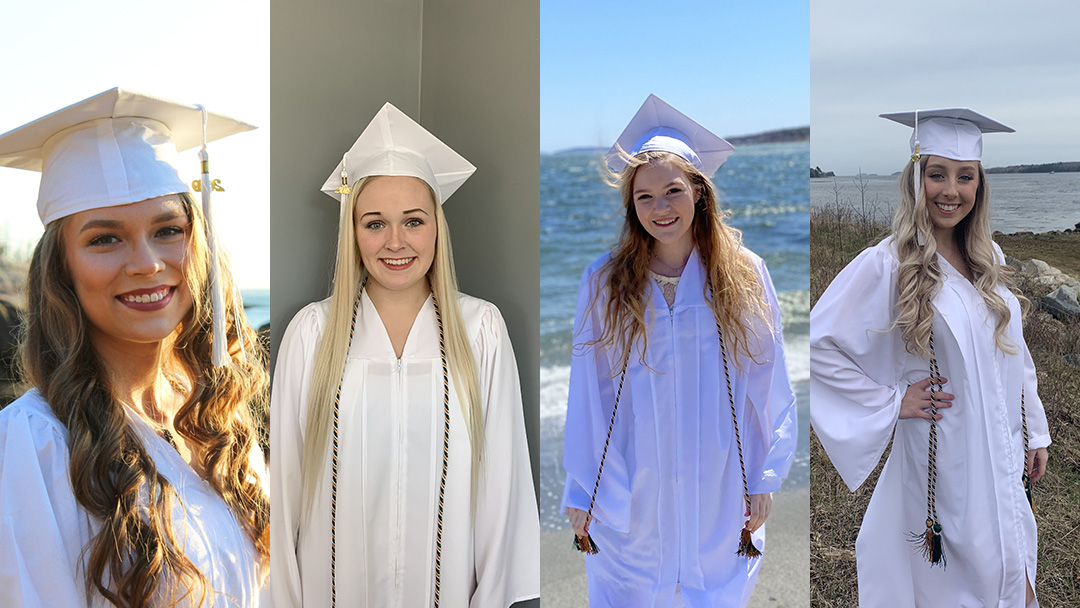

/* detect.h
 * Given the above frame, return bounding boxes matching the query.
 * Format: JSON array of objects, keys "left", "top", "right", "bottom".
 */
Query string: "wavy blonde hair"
[
  {"left": 301, "top": 175, "right": 483, "bottom": 512},
  {"left": 585, "top": 150, "right": 773, "bottom": 370},
  {"left": 892, "top": 157, "right": 1026, "bottom": 357},
  {"left": 18, "top": 193, "right": 269, "bottom": 607}
]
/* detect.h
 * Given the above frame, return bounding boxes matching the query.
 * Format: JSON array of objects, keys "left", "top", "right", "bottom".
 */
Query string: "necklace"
[
  {"left": 650, "top": 251, "right": 689, "bottom": 277},
  {"left": 329, "top": 282, "right": 451, "bottom": 607}
]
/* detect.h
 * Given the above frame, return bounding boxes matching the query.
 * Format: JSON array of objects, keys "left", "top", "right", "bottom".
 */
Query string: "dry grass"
[{"left": 810, "top": 205, "right": 1080, "bottom": 606}]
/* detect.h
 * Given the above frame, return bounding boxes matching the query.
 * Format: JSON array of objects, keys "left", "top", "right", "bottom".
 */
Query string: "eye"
[
  {"left": 88, "top": 234, "right": 119, "bottom": 247},
  {"left": 635, "top": 194, "right": 653, "bottom": 203},
  {"left": 667, "top": 187, "right": 683, "bottom": 195},
  {"left": 405, "top": 218, "right": 425, "bottom": 228},
  {"left": 958, "top": 174, "right": 975, "bottom": 182},
  {"left": 365, "top": 220, "right": 386, "bottom": 230},
  {"left": 156, "top": 225, "right": 187, "bottom": 239},
  {"left": 927, "top": 172, "right": 945, "bottom": 180}
]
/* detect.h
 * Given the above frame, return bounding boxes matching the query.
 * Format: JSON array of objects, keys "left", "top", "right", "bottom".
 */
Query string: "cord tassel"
[
  {"left": 910, "top": 322, "right": 946, "bottom": 567},
  {"left": 573, "top": 530, "right": 599, "bottom": 555},
  {"left": 737, "top": 526, "right": 761, "bottom": 559}
]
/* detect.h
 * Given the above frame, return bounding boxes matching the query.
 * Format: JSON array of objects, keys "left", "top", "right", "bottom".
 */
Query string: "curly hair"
[
  {"left": 18, "top": 193, "right": 269, "bottom": 607},
  {"left": 891, "top": 157, "right": 1026, "bottom": 357},
  {"left": 585, "top": 150, "right": 773, "bottom": 370}
]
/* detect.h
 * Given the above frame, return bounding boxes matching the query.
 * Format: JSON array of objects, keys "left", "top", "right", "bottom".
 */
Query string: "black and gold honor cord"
[
  {"left": 573, "top": 286, "right": 758, "bottom": 559},
  {"left": 329, "top": 282, "right": 452, "bottom": 607},
  {"left": 911, "top": 323, "right": 1032, "bottom": 568}
]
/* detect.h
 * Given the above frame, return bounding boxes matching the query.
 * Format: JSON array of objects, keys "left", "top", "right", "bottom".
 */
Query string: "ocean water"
[
  {"left": 539, "top": 142, "right": 811, "bottom": 530},
  {"left": 811, "top": 172, "right": 1080, "bottom": 233}
]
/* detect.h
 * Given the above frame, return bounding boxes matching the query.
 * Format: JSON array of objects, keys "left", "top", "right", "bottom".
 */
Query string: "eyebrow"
[
  {"left": 633, "top": 180, "right": 684, "bottom": 195},
  {"left": 77, "top": 210, "right": 185, "bottom": 234},
  {"left": 926, "top": 163, "right": 977, "bottom": 172},
  {"left": 358, "top": 208, "right": 431, "bottom": 219}
]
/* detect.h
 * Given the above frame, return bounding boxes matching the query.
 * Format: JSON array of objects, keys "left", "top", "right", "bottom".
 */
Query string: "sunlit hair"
[
  {"left": 584, "top": 150, "right": 772, "bottom": 370},
  {"left": 17, "top": 192, "right": 269, "bottom": 607},
  {"left": 891, "top": 157, "right": 1026, "bottom": 357},
  {"left": 301, "top": 176, "right": 483, "bottom": 512}
]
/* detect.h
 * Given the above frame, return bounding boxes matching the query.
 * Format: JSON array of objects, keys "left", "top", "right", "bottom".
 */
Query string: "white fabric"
[
  {"left": 810, "top": 237, "right": 1049, "bottom": 608},
  {"left": 561, "top": 248, "right": 797, "bottom": 608},
  {"left": 879, "top": 108, "right": 1015, "bottom": 163},
  {"left": 270, "top": 292, "right": 540, "bottom": 607},
  {"left": 0, "top": 87, "right": 254, "bottom": 225},
  {"left": 606, "top": 94, "right": 734, "bottom": 176},
  {"left": 0, "top": 389, "right": 267, "bottom": 607},
  {"left": 319, "top": 102, "right": 476, "bottom": 204}
]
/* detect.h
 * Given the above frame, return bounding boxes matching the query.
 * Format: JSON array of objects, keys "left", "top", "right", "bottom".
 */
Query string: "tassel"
[
  {"left": 736, "top": 526, "right": 761, "bottom": 559},
  {"left": 909, "top": 520, "right": 946, "bottom": 568},
  {"left": 573, "top": 533, "right": 599, "bottom": 555},
  {"left": 1024, "top": 475, "right": 1035, "bottom": 512}
]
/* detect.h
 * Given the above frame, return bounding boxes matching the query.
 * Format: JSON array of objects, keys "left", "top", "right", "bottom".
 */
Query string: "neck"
[
  {"left": 934, "top": 226, "right": 959, "bottom": 256},
  {"left": 90, "top": 330, "right": 177, "bottom": 416},
  {"left": 366, "top": 276, "right": 432, "bottom": 314},
  {"left": 651, "top": 238, "right": 695, "bottom": 276}
]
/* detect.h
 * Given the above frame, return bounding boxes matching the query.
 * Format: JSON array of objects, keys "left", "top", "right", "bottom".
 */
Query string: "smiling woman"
[
  {"left": 0, "top": 89, "right": 269, "bottom": 607},
  {"left": 269, "top": 102, "right": 539, "bottom": 608}
]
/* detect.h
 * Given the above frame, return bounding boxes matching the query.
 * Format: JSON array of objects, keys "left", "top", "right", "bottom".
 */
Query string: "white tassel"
[{"left": 196, "top": 105, "right": 228, "bottom": 367}]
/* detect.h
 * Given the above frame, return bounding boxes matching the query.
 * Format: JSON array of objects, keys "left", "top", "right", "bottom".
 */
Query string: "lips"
[
  {"left": 653, "top": 217, "right": 678, "bottom": 227},
  {"left": 934, "top": 202, "right": 960, "bottom": 214},
  {"left": 117, "top": 286, "right": 175, "bottom": 310}
]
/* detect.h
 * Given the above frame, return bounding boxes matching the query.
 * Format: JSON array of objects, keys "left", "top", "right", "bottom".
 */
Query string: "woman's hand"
[
  {"left": 745, "top": 493, "right": 772, "bottom": 533},
  {"left": 899, "top": 377, "right": 953, "bottom": 421},
  {"left": 1027, "top": 447, "right": 1049, "bottom": 484},
  {"left": 566, "top": 507, "right": 593, "bottom": 537}
]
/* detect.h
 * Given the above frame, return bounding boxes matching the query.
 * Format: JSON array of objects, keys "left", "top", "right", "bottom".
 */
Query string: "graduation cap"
[
  {"left": 606, "top": 94, "right": 734, "bottom": 177},
  {"left": 0, "top": 87, "right": 255, "bottom": 366},
  {"left": 320, "top": 102, "right": 476, "bottom": 206}
]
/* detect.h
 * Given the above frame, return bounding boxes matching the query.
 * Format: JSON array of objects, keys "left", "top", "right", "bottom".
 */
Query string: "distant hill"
[
  {"left": 986, "top": 161, "right": 1080, "bottom": 174},
  {"left": 548, "top": 125, "right": 810, "bottom": 155},
  {"left": 810, "top": 166, "right": 835, "bottom": 178}
]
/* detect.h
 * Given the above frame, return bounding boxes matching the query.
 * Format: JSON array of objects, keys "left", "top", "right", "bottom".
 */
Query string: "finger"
[
  {"left": 1032, "top": 451, "right": 1048, "bottom": 483},
  {"left": 913, "top": 377, "right": 934, "bottom": 390},
  {"left": 918, "top": 408, "right": 944, "bottom": 421}
]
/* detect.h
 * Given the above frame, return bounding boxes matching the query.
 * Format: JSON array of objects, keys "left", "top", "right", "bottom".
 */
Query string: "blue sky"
[{"left": 540, "top": 1, "right": 810, "bottom": 153}]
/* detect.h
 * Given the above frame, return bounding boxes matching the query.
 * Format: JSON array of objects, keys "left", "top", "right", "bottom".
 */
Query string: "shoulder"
[
  {"left": 456, "top": 292, "right": 507, "bottom": 339},
  {"left": 281, "top": 297, "right": 332, "bottom": 343},
  {"left": 0, "top": 388, "right": 67, "bottom": 441},
  {"left": 990, "top": 240, "right": 1007, "bottom": 265}
]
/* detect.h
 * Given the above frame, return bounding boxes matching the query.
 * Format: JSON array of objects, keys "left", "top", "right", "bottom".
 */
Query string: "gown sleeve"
[
  {"left": 810, "top": 242, "right": 909, "bottom": 491},
  {"left": 992, "top": 241, "right": 1051, "bottom": 451},
  {"left": 470, "top": 303, "right": 540, "bottom": 607},
  {"left": 269, "top": 305, "right": 323, "bottom": 608},
  {"left": 0, "top": 397, "right": 94, "bottom": 608},
  {"left": 560, "top": 260, "right": 633, "bottom": 534},
  {"left": 743, "top": 255, "right": 799, "bottom": 495}
]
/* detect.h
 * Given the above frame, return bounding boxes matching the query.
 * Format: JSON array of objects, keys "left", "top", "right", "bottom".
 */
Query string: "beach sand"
[{"left": 540, "top": 486, "right": 809, "bottom": 607}]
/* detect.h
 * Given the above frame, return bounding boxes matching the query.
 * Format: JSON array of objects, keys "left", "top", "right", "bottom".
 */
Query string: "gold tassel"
[
  {"left": 573, "top": 533, "right": 599, "bottom": 555},
  {"left": 736, "top": 526, "right": 761, "bottom": 559},
  {"left": 908, "top": 520, "right": 946, "bottom": 568}
]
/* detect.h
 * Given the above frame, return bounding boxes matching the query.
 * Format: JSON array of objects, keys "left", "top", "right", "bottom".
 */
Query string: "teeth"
[
  {"left": 384, "top": 258, "right": 413, "bottom": 266},
  {"left": 937, "top": 203, "right": 959, "bottom": 212},
  {"left": 655, "top": 218, "right": 677, "bottom": 226},
  {"left": 122, "top": 288, "right": 169, "bottom": 303}
]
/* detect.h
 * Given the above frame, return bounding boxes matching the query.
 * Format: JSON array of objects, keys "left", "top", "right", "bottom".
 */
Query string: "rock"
[
  {"left": 1004, "top": 255, "right": 1021, "bottom": 271},
  {"left": 1030, "top": 275, "right": 1058, "bottom": 289},
  {"left": 1065, "top": 354, "right": 1080, "bottom": 370},
  {"left": 1021, "top": 259, "right": 1051, "bottom": 277},
  {"left": 1041, "top": 284, "right": 1080, "bottom": 322}
]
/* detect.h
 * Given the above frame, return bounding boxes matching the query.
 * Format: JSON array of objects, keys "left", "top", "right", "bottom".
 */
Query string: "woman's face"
[
  {"left": 354, "top": 176, "right": 438, "bottom": 296},
  {"left": 631, "top": 160, "right": 699, "bottom": 250},
  {"left": 922, "top": 155, "right": 979, "bottom": 236},
  {"left": 63, "top": 194, "right": 194, "bottom": 348}
]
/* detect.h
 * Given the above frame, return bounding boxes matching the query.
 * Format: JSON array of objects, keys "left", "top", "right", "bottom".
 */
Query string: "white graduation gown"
[
  {"left": 270, "top": 292, "right": 539, "bottom": 608},
  {"left": 0, "top": 389, "right": 267, "bottom": 608},
  {"left": 561, "top": 248, "right": 798, "bottom": 608},
  {"left": 810, "top": 237, "right": 1050, "bottom": 608}
]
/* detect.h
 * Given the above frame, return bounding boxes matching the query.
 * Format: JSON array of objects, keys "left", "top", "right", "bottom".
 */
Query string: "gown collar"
[{"left": 348, "top": 289, "right": 438, "bottom": 360}]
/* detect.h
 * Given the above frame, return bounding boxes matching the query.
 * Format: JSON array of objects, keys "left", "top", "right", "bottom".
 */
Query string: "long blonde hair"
[
  {"left": 18, "top": 193, "right": 269, "bottom": 607},
  {"left": 586, "top": 151, "right": 772, "bottom": 369},
  {"left": 892, "top": 158, "right": 1025, "bottom": 357},
  {"left": 301, "top": 176, "right": 484, "bottom": 511}
]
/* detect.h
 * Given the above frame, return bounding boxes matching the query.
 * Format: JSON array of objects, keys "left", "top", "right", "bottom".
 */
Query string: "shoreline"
[{"left": 540, "top": 486, "right": 809, "bottom": 607}]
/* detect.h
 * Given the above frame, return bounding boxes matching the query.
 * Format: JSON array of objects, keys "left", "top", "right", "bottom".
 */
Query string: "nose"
[
  {"left": 386, "top": 224, "right": 406, "bottom": 250},
  {"left": 943, "top": 178, "right": 959, "bottom": 199},
  {"left": 126, "top": 237, "right": 166, "bottom": 276}
]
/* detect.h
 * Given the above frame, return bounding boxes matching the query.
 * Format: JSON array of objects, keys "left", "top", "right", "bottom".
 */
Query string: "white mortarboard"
[
  {"left": 880, "top": 108, "right": 1014, "bottom": 163},
  {"left": 0, "top": 87, "right": 254, "bottom": 225},
  {"left": 320, "top": 102, "right": 476, "bottom": 205},
  {"left": 0, "top": 88, "right": 255, "bottom": 367},
  {"left": 606, "top": 94, "right": 734, "bottom": 177}
]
